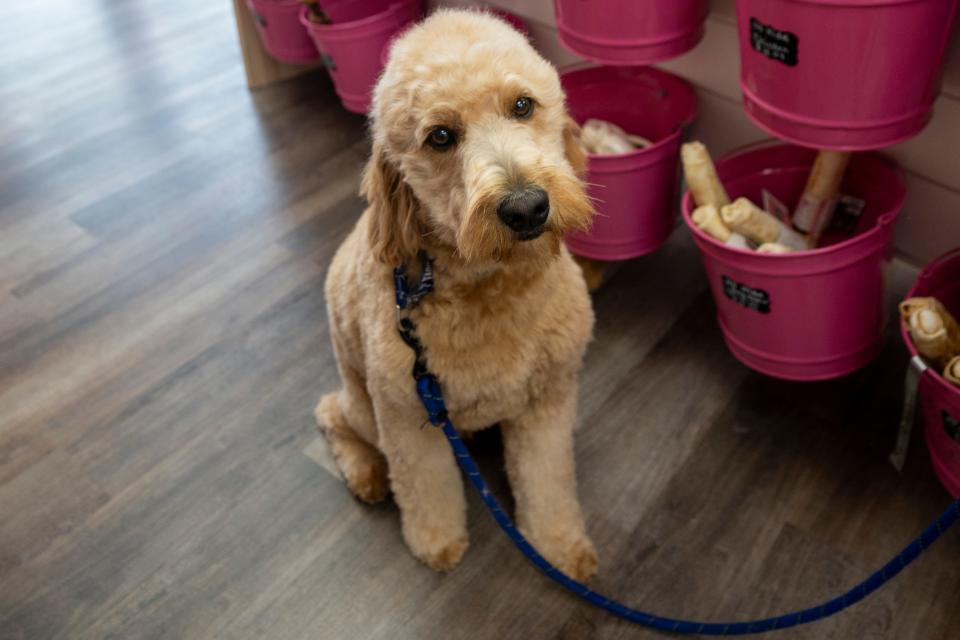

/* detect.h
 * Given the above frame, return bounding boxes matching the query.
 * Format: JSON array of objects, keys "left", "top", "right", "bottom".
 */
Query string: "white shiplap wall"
[{"left": 428, "top": 0, "right": 960, "bottom": 267}]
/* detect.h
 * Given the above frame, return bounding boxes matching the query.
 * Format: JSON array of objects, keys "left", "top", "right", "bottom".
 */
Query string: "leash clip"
[{"left": 394, "top": 253, "right": 447, "bottom": 427}]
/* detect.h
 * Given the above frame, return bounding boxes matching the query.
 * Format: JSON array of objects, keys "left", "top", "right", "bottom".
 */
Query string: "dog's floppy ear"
[
  {"left": 361, "top": 142, "right": 422, "bottom": 265},
  {"left": 562, "top": 116, "right": 588, "bottom": 177}
]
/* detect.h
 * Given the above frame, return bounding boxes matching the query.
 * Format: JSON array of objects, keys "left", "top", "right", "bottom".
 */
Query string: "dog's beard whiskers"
[
  {"left": 539, "top": 172, "right": 594, "bottom": 236},
  {"left": 457, "top": 190, "right": 510, "bottom": 263},
  {"left": 581, "top": 181, "right": 607, "bottom": 190},
  {"left": 580, "top": 183, "right": 605, "bottom": 206},
  {"left": 454, "top": 164, "right": 592, "bottom": 265}
]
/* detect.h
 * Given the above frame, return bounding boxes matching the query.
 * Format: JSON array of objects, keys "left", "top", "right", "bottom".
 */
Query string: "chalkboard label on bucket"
[
  {"left": 750, "top": 18, "right": 798, "bottom": 66},
  {"left": 722, "top": 276, "right": 771, "bottom": 314},
  {"left": 943, "top": 410, "right": 960, "bottom": 442}
]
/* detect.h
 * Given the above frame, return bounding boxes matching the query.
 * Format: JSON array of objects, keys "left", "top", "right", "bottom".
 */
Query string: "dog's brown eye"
[
  {"left": 513, "top": 96, "right": 534, "bottom": 119},
  {"left": 426, "top": 126, "right": 456, "bottom": 150}
]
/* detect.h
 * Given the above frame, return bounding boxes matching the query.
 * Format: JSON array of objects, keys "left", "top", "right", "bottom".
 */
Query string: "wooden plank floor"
[{"left": 1, "top": 2, "right": 958, "bottom": 639}]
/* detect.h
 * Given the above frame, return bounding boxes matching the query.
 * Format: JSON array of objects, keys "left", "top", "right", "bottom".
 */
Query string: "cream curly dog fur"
[{"left": 316, "top": 9, "right": 598, "bottom": 580}]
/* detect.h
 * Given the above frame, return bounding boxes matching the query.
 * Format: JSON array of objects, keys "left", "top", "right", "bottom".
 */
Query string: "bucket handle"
[{"left": 878, "top": 211, "right": 897, "bottom": 228}]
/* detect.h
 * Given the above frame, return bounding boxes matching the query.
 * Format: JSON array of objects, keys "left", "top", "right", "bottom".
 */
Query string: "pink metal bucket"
[
  {"left": 681, "top": 143, "right": 906, "bottom": 381},
  {"left": 737, "top": 0, "right": 960, "bottom": 150},
  {"left": 562, "top": 66, "right": 697, "bottom": 261},
  {"left": 555, "top": 0, "right": 709, "bottom": 65},
  {"left": 379, "top": 8, "right": 526, "bottom": 67},
  {"left": 247, "top": 0, "right": 320, "bottom": 64},
  {"left": 901, "top": 250, "right": 960, "bottom": 497},
  {"left": 300, "top": 0, "right": 421, "bottom": 114},
  {"left": 319, "top": 0, "right": 390, "bottom": 24}
]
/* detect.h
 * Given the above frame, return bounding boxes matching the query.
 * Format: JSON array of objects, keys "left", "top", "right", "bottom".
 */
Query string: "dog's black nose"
[{"left": 496, "top": 187, "right": 550, "bottom": 235}]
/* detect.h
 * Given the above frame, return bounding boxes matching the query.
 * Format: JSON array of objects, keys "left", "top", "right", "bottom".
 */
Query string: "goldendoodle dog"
[{"left": 316, "top": 9, "right": 598, "bottom": 580}]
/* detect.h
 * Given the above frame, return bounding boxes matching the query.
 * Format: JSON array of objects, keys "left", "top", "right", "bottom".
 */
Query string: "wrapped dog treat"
[
  {"left": 721, "top": 198, "right": 777, "bottom": 243},
  {"left": 726, "top": 234, "right": 751, "bottom": 250},
  {"left": 692, "top": 204, "right": 751, "bottom": 248},
  {"left": 945, "top": 356, "right": 960, "bottom": 387},
  {"left": 721, "top": 198, "right": 810, "bottom": 250},
  {"left": 757, "top": 242, "right": 794, "bottom": 254},
  {"left": 792, "top": 150, "right": 851, "bottom": 240},
  {"left": 899, "top": 297, "right": 960, "bottom": 367},
  {"left": 692, "top": 204, "right": 731, "bottom": 242},
  {"left": 581, "top": 119, "right": 651, "bottom": 155},
  {"left": 682, "top": 142, "right": 730, "bottom": 208}
]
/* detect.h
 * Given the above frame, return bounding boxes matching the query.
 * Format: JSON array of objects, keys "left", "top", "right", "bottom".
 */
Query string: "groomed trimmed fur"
[{"left": 316, "top": 9, "right": 598, "bottom": 580}]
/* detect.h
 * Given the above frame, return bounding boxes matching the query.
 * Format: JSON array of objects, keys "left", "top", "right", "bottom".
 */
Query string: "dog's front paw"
[
  {"left": 403, "top": 522, "right": 469, "bottom": 572},
  {"left": 420, "top": 536, "right": 470, "bottom": 572},
  {"left": 531, "top": 529, "right": 598, "bottom": 583}
]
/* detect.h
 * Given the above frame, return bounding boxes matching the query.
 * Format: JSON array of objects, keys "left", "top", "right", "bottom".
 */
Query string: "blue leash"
[{"left": 394, "top": 256, "right": 960, "bottom": 636}]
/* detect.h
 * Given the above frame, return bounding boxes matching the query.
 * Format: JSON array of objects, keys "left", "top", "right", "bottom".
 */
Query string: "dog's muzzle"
[{"left": 496, "top": 186, "right": 549, "bottom": 241}]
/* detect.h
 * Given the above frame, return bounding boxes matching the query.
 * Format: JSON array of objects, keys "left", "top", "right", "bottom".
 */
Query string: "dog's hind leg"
[{"left": 315, "top": 370, "right": 389, "bottom": 504}]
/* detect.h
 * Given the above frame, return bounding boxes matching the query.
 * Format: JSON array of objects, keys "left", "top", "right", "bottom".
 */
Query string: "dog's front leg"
[
  {"left": 501, "top": 385, "right": 598, "bottom": 582},
  {"left": 375, "top": 396, "right": 469, "bottom": 571}
]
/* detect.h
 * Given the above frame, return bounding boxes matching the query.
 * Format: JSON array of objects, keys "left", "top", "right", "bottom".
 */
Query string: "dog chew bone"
[
  {"left": 580, "top": 119, "right": 650, "bottom": 155},
  {"left": 721, "top": 198, "right": 809, "bottom": 250},
  {"left": 692, "top": 204, "right": 751, "bottom": 248},
  {"left": 757, "top": 242, "right": 794, "bottom": 254},
  {"left": 899, "top": 297, "right": 960, "bottom": 367},
  {"left": 792, "top": 150, "right": 851, "bottom": 239},
  {"left": 682, "top": 142, "right": 730, "bottom": 208},
  {"left": 692, "top": 204, "right": 731, "bottom": 242},
  {"left": 945, "top": 356, "right": 960, "bottom": 387}
]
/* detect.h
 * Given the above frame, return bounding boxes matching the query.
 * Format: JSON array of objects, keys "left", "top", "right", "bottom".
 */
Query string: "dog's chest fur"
[{"left": 410, "top": 254, "right": 593, "bottom": 430}]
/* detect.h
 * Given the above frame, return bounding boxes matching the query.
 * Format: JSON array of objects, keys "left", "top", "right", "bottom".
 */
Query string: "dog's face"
[{"left": 363, "top": 10, "right": 592, "bottom": 266}]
